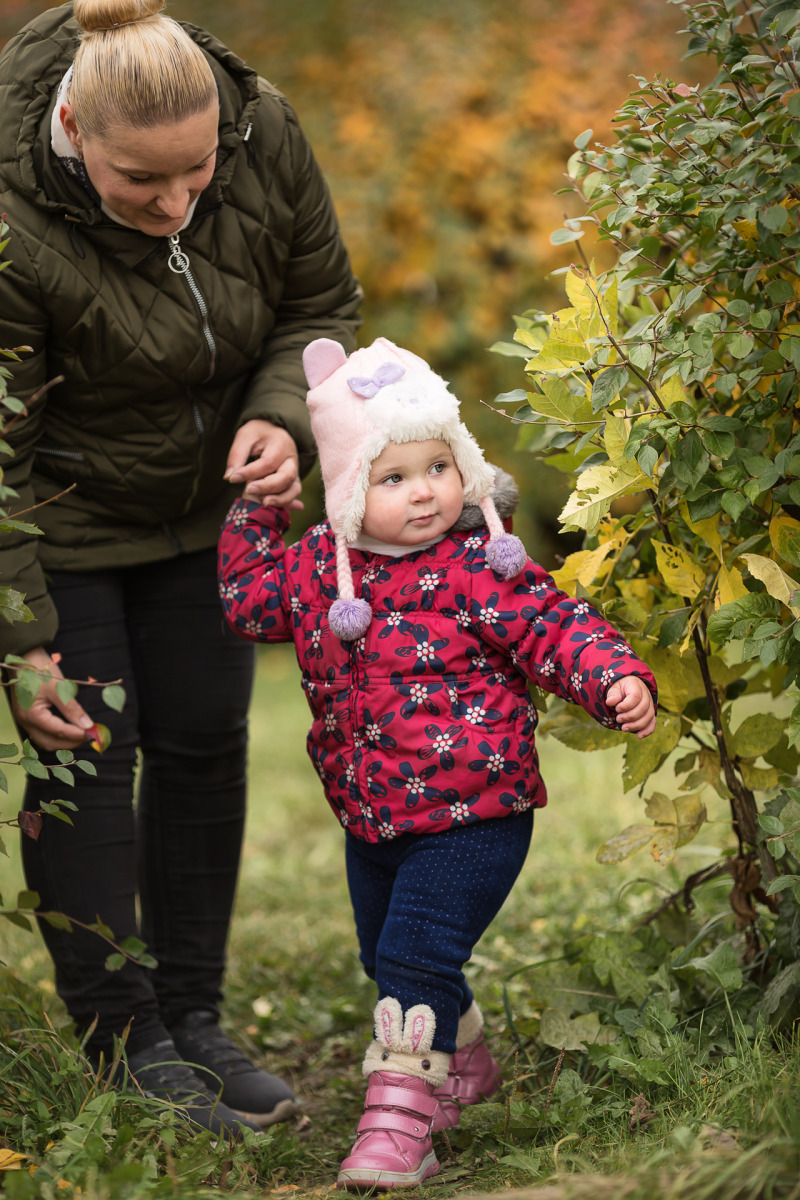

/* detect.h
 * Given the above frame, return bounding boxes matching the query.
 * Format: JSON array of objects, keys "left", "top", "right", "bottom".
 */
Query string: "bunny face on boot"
[{"left": 363, "top": 997, "right": 450, "bottom": 1087}]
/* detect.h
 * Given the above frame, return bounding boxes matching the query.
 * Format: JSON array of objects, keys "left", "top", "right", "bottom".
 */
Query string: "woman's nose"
[{"left": 155, "top": 181, "right": 190, "bottom": 218}]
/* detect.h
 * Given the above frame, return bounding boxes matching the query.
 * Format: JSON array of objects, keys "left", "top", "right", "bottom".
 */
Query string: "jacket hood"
[{"left": 0, "top": 2, "right": 260, "bottom": 228}]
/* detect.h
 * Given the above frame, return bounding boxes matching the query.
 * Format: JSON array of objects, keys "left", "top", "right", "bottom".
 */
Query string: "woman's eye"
[{"left": 125, "top": 175, "right": 152, "bottom": 185}]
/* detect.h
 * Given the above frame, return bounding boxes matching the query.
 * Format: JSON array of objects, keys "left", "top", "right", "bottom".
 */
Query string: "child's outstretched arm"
[
  {"left": 605, "top": 676, "right": 656, "bottom": 739},
  {"left": 218, "top": 498, "right": 294, "bottom": 644}
]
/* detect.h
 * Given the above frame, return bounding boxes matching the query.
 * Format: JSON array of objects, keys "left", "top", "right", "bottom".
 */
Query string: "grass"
[{"left": 1, "top": 643, "right": 798, "bottom": 1198}]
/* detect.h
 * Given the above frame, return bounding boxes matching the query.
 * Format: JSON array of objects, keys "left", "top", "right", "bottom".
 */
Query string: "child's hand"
[{"left": 606, "top": 675, "right": 656, "bottom": 739}]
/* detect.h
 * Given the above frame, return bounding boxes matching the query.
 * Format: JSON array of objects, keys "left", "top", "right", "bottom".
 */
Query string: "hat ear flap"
[
  {"left": 328, "top": 534, "right": 372, "bottom": 641},
  {"left": 303, "top": 338, "right": 348, "bottom": 389},
  {"left": 479, "top": 496, "right": 527, "bottom": 579}
]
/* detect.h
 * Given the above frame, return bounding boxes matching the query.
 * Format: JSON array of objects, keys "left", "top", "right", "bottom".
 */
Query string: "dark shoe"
[
  {"left": 122, "top": 1038, "right": 262, "bottom": 1138},
  {"left": 169, "top": 1010, "right": 300, "bottom": 1129}
]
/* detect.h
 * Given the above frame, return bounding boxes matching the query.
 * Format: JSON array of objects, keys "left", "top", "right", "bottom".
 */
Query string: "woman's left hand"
[{"left": 224, "top": 420, "right": 304, "bottom": 508}]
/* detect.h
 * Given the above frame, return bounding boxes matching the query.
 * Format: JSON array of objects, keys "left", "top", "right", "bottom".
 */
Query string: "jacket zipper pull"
[{"left": 167, "top": 233, "right": 191, "bottom": 274}]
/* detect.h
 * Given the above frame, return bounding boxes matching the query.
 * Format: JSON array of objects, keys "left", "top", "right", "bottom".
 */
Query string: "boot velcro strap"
[
  {"left": 365, "top": 1084, "right": 439, "bottom": 1118},
  {"left": 357, "top": 1110, "right": 431, "bottom": 1138},
  {"left": 443, "top": 1073, "right": 489, "bottom": 1104}
]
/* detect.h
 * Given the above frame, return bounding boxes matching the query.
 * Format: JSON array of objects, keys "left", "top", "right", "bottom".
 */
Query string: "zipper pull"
[{"left": 167, "top": 233, "right": 191, "bottom": 274}]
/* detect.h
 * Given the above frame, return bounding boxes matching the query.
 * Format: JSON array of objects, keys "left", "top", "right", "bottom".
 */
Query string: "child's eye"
[
  {"left": 381, "top": 473, "right": 403, "bottom": 485},
  {"left": 430, "top": 462, "right": 446, "bottom": 475}
]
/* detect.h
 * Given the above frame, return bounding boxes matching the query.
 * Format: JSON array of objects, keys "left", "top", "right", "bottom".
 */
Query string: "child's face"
[{"left": 361, "top": 439, "right": 464, "bottom": 546}]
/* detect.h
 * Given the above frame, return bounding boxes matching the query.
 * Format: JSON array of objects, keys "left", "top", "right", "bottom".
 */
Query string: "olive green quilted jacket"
[{"left": 0, "top": 2, "right": 362, "bottom": 656}]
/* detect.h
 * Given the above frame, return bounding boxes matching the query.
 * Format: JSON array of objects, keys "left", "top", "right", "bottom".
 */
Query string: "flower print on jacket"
[
  {"left": 219, "top": 498, "right": 657, "bottom": 844},
  {"left": 393, "top": 624, "right": 449, "bottom": 675},
  {"left": 428, "top": 789, "right": 481, "bottom": 829},
  {"left": 387, "top": 762, "right": 442, "bottom": 809},
  {"left": 390, "top": 673, "right": 444, "bottom": 720},
  {"left": 400, "top": 565, "right": 450, "bottom": 610}
]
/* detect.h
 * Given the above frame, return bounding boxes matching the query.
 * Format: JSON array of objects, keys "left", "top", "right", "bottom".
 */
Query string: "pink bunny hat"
[{"left": 302, "top": 336, "right": 527, "bottom": 640}]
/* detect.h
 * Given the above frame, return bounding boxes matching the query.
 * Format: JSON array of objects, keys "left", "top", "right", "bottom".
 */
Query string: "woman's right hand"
[{"left": 9, "top": 646, "right": 95, "bottom": 751}]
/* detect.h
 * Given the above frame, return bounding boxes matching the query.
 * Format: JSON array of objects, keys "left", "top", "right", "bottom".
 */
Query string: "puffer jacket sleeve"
[
  {"left": 218, "top": 497, "right": 294, "bottom": 643},
  {"left": 0, "top": 222, "right": 59, "bottom": 655},
  {"left": 236, "top": 95, "right": 362, "bottom": 475},
  {"left": 466, "top": 551, "right": 657, "bottom": 730}
]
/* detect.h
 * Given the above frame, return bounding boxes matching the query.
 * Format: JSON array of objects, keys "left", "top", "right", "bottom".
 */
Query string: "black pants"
[{"left": 20, "top": 549, "right": 255, "bottom": 1058}]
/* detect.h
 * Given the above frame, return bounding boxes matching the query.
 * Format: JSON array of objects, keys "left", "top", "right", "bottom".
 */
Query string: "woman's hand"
[
  {"left": 224, "top": 420, "right": 304, "bottom": 509},
  {"left": 9, "top": 646, "right": 94, "bottom": 751},
  {"left": 606, "top": 675, "right": 657, "bottom": 739}
]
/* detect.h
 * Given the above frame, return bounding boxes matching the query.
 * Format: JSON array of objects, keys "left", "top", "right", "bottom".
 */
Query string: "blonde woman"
[{"left": 0, "top": 0, "right": 361, "bottom": 1136}]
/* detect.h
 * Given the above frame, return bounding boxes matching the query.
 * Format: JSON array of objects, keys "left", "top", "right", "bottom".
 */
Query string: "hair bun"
[{"left": 73, "top": 0, "right": 165, "bottom": 34}]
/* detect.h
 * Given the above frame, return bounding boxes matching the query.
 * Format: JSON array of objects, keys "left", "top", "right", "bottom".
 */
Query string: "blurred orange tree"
[{"left": 1, "top": 0, "right": 702, "bottom": 557}]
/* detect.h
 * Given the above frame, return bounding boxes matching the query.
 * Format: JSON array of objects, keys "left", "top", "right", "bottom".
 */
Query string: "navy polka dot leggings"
[{"left": 345, "top": 810, "right": 534, "bottom": 1054}]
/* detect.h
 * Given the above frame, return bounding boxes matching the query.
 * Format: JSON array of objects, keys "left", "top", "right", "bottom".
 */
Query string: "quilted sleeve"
[
  {"left": 467, "top": 552, "right": 657, "bottom": 730},
  {"left": 218, "top": 497, "right": 294, "bottom": 643},
  {"left": 236, "top": 96, "right": 362, "bottom": 476},
  {"left": 0, "top": 220, "right": 59, "bottom": 657}
]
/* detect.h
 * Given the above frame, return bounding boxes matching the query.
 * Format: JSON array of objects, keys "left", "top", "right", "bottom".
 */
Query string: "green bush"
[{"left": 494, "top": 0, "right": 800, "bottom": 1028}]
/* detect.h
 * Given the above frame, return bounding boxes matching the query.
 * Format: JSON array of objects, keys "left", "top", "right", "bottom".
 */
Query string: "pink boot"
[
  {"left": 432, "top": 1006, "right": 502, "bottom": 1132},
  {"left": 337, "top": 1071, "right": 440, "bottom": 1190},
  {"left": 338, "top": 998, "right": 450, "bottom": 1190}
]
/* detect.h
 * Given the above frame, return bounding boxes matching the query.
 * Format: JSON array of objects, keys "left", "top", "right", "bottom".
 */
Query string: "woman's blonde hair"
[{"left": 69, "top": 0, "right": 218, "bottom": 139}]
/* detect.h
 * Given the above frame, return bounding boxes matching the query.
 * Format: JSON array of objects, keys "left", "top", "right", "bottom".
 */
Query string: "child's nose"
[{"left": 412, "top": 478, "right": 434, "bottom": 501}]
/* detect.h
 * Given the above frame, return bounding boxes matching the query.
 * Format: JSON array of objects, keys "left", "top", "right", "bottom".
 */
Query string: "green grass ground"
[{"left": 1, "top": 645, "right": 798, "bottom": 1198}]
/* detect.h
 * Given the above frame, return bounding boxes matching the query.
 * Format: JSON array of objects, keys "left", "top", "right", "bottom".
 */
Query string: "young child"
[{"left": 218, "top": 337, "right": 657, "bottom": 1190}]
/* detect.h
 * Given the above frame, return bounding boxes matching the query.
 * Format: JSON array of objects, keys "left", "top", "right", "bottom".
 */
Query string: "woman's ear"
[{"left": 60, "top": 103, "right": 83, "bottom": 157}]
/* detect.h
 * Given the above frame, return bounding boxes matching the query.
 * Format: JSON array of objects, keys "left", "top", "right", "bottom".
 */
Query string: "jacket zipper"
[
  {"left": 35, "top": 447, "right": 84, "bottom": 462},
  {"left": 167, "top": 234, "right": 217, "bottom": 385}
]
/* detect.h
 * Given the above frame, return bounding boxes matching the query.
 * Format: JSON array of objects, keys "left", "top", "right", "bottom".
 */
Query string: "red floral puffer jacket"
[{"left": 218, "top": 499, "right": 657, "bottom": 843}]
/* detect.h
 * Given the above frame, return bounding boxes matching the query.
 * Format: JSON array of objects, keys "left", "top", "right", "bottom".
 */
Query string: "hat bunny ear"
[{"left": 303, "top": 338, "right": 348, "bottom": 389}]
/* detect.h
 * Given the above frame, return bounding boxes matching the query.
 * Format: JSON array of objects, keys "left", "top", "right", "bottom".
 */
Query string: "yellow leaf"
[
  {"left": 738, "top": 762, "right": 782, "bottom": 790},
  {"left": 715, "top": 564, "right": 749, "bottom": 608},
  {"left": 653, "top": 541, "right": 706, "bottom": 600},
  {"left": 623, "top": 712, "right": 682, "bottom": 791},
  {"left": 739, "top": 553, "right": 800, "bottom": 615},
  {"left": 650, "top": 825, "right": 679, "bottom": 863},
  {"left": 769, "top": 510, "right": 800, "bottom": 569},
  {"left": 560, "top": 461, "right": 649, "bottom": 535},
  {"left": 604, "top": 414, "right": 630, "bottom": 466},
  {"left": 565, "top": 268, "right": 596, "bottom": 319},
  {"left": 513, "top": 327, "right": 544, "bottom": 350},
  {"left": 550, "top": 544, "right": 616, "bottom": 594},
  {"left": 596, "top": 823, "right": 654, "bottom": 864},
  {"left": 0, "top": 1150, "right": 28, "bottom": 1171},
  {"left": 645, "top": 791, "right": 707, "bottom": 842},
  {"left": 532, "top": 376, "right": 594, "bottom": 425},
  {"left": 733, "top": 218, "right": 757, "bottom": 242},
  {"left": 729, "top": 712, "right": 784, "bottom": 759},
  {"left": 529, "top": 321, "right": 589, "bottom": 368},
  {"left": 679, "top": 499, "right": 724, "bottom": 561},
  {"left": 657, "top": 375, "right": 688, "bottom": 409},
  {"left": 637, "top": 647, "right": 705, "bottom": 713}
]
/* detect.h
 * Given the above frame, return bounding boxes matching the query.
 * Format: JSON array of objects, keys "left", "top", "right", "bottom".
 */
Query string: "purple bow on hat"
[{"left": 347, "top": 362, "right": 406, "bottom": 398}]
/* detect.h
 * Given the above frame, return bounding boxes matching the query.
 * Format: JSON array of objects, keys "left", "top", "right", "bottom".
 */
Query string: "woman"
[{"left": 0, "top": 0, "right": 361, "bottom": 1136}]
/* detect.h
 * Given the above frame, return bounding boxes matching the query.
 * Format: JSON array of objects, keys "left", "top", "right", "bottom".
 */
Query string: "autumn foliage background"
[{"left": 0, "top": 0, "right": 702, "bottom": 561}]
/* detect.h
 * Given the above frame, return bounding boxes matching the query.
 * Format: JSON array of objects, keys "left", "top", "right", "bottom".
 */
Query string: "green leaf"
[
  {"left": 574, "top": 128, "right": 593, "bottom": 150},
  {"left": 101, "top": 685, "right": 126, "bottom": 713},
  {"left": 596, "top": 823, "right": 654, "bottom": 864},
  {"left": 15, "top": 890, "right": 40, "bottom": 910},
  {"left": 730, "top": 713, "right": 785, "bottom": 759},
  {"left": 681, "top": 941, "right": 743, "bottom": 992},
  {"left": 590, "top": 365, "right": 629, "bottom": 413},
  {"left": 622, "top": 712, "right": 682, "bottom": 791},
  {"left": 55, "top": 679, "right": 77, "bottom": 706},
  {"left": 0, "top": 586, "right": 35, "bottom": 626},
  {"left": 20, "top": 756, "right": 49, "bottom": 779},
  {"left": 550, "top": 227, "right": 585, "bottom": 245},
  {"left": 40, "top": 911, "right": 73, "bottom": 931},
  {"left": 761, "top": 205, "right": 790, "bottom": 231},
  {"left": 105, "top": 953, "right": 126, "bottom": 971},
  {"left": 51, "top": 765, "right": 75, "bottom": 787}
]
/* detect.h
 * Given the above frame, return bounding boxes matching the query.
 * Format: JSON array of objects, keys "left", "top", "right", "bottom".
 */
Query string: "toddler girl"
[{"left": 218, "top": 337, "right": 657, "bottom": 1189}]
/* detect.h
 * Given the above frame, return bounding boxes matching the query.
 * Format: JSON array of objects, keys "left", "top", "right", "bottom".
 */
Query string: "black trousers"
[{"left": 20, "top": 549, "right": 255, "bottom": 1058}]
